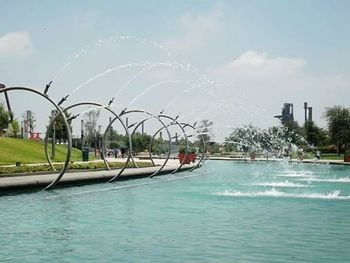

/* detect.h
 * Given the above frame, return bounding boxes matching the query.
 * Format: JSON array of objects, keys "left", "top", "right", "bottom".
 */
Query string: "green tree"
[
  {"left": 323, "top": 106, "right": 350, "bottom": 155},
  {"left": 47, "top": 111, "right": 72, "bottom": 143},
  {"left": 131, "top": 132, "right": 152, "bottom": 154},
  {"left": 151, "top": 137, "right": 168, "bottom": 155},
  {"left": 282, "top": 120, "right": 304, "bottom": 145},
  {"left": 10, "top": 119, "right": 20, "bottom": 137},
  {"left": 226, "top": 125, "right": 261, "bottom": 157},
  {"left": 107, "top": 130, "right": 128, "bottom": 149},
  {"left": 198, "top": 120, "right": 213, "bottom": 143},
  {"left": 0, "top": 103, "right": 11, "bottom": 136},
  {"left": 303, "top": 120, "right": 329, "bottom": 147},
  {"left": 196, "top": 120, "right": 214, "bottom": 153},
  {"left": 84, "top": 109, "right": 101, "bottom": 146}
]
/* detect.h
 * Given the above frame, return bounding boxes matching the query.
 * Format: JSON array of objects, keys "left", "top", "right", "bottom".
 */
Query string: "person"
[
  {"left": 297, "top": 148, "right": 304, "bottom": 162},
  {"left": 121, "top": 147, "right": 126, "bottom": 158},
  {"left": 114, "top": 148, "right": 118, "bottom": 159},
  {"left": 316, "top": 150, "right": 321, "bottom": 160}
]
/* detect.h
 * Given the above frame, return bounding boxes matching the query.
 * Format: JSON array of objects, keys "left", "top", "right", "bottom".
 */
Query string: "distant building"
[
  {"left": 274, "top": 103, "right": 294, "bottom": 124},
  {"left": 304, "top": 102, "right": 313, "bottom": 123},
  {"left": 21, "top": 110, "right": 34, "bottom": 139}
]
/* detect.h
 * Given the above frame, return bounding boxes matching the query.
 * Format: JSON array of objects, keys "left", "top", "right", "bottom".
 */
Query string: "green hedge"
[{"left": 0, "top": 161, "right": 153, "bottom": 175}]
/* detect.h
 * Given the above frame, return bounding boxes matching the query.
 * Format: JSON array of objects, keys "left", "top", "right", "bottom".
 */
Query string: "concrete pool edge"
[
  {"left": 0, "top": 164, "right": 196, "bottom": 192},
  {"left": 208, "top": 156, "right": 350, "bottom": 165}
]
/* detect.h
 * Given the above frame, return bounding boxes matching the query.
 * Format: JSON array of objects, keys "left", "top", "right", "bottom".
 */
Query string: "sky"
[{"left": 1, "top": 0, "right": 349, "bottom": 141}]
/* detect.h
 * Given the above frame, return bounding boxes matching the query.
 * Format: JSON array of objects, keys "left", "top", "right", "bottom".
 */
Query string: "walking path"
[{"left": 0, "top": 159, "right": 196, "bottom": 191}]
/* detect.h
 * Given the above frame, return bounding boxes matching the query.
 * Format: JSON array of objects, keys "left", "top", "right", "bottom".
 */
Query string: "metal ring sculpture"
[
  {"left": 1, "top": 87, "right": 205, "bottom": 190},
  {"left": 180, "top": 122, "right": 207, "bottom": 171},
  {"left": 104, "top": 108, "right": 172, "bottom": 182},
  {"left": 0, "top": 86, "right": 72, "bottom": 190},
  {"left": 44, "top": 101, "right": 131, "bottom": 174},
  {"left": 148, "top": 114, "right": 189, "bottom": 175},
  {"left": 128, "top": 116, "right": 172, "bottom": 177}
]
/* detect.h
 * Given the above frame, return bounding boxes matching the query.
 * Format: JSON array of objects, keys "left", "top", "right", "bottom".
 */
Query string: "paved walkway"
[{"left": 0, "top": 159, "right": 196, "bottom": 191}]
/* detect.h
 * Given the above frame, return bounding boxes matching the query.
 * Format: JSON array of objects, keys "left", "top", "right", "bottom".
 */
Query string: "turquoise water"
[{"left": 1, "top": 161, "right": 350, "bottom": 262}]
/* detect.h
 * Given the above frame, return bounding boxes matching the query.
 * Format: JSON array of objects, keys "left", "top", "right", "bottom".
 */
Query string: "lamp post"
[
  {"left": 50, "top": 110, "right": 57, "bottom": 159},
  {"left": 52, "top": 121, "right": 56, "bottom": 159},
  {"left": 81, "top": 119, "right": 84, "bottom": 148}
]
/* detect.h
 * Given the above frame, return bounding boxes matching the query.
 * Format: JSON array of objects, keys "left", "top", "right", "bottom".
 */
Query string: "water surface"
[{"left": 1, "top": 161, "right": 350, "bottom": 262}]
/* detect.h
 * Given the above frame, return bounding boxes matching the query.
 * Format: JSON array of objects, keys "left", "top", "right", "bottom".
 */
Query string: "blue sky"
[{"left": 1, "top": 0, "right": 349, "bottom": 139}]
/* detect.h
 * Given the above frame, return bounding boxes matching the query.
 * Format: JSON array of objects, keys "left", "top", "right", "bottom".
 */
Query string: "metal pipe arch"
[
  {"left": 0, "top": 86, "right": 72, "bottom": 190},
  {"left": 44, "top": 101, "right": 131, "bottom": 174},
  {"left": 148, "top": 114, "right": 189, "bottom": 175},
  {"left": 180, "top": 122, "right": 207, "bottom": 171},
  {"left": 106, "top": 109, "right": 172, "bottom": 182}
]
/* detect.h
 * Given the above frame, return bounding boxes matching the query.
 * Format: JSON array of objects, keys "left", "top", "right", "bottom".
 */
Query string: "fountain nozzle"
[
  {"left": 67, "top": 114, "right": 80, "bottom": 122},
  {"left": 127, "top": 122, "right": 137, "bottom": 129},
  {"left": 120, "top": 107, "right": 127, "bottom": 115},
  {"left": 44, "top": 81, "right": 53, "bottom": 96},
  {"left": 108, "top": 97, "right": 115, "bottom": 107},
  {"left": 58, "top": 94, "right": 69, "bottom": 106}
]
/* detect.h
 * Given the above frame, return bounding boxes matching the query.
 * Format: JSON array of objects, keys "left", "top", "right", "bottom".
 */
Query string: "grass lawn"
[
  {"left": 0, "top": 137, "right": 85, "bottom": 165},
  {"left": 320, "top": 153, "right": 344, "bottom": 160}
]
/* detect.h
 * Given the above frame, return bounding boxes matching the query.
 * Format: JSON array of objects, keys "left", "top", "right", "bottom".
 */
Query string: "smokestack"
[
  {"left": 308, "top": 107, "right": 313, "bottom": 122},
  {"left": 304, "top": 102, "right": 308, "bottom": 123}
]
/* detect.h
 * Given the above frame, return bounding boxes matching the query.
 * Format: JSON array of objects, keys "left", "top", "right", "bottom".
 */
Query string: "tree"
[
  {"left": 47, "top": 111, "right": 72, "bottom": 143},
  {"left": 131, "top": 132, "right": 152, "bottom": 154},
  {"left": 303, "top": 120, "right": 329, "bottom": 147},
  {"left": 7, "top": 119, "right": 20, "bottom": 138},
  {"left": 282, "top": 120, "right": 304, "bottom": 145},
  {"left": 323, "top": 106, "right": 350, "bottom": 155},
  {"left": 198, "top": 119, "right": 213, "bottom": 143},
  {"left": 10, "top": 119, "right": 20, "bottom": 137},
  {"left": 226, "top": 125, "right": 261, "bottom": 158},
  {"left": 196, "top": 119, "right": 214, "bottom": 153},
  {"left": 0, "top": 103, "right": 11, "bottom": 136},
  {"left": 151, "top": 137, "right": 168, "bottom": 156},
  {"left": 84, "top": 109, "right": 101, "bottom": 146}
]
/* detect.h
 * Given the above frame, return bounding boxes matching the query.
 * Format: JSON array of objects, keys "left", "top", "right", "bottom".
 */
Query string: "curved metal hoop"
[
  {"left": 0, "top": 86, "right": 72, "bottom": 190},
  {"left": 106, "top": 109, "right": 172, "bottom": 182},
  {"left": 44, "top": 101, "right": 130, "bottom": 173},
  {"left": 181, "top": 122, "right": 207, "bottom": 171},
  {"left": 128, "top": 115, "right": 172, "bottom": 177},
  {"left": 148, "top": 114, "right": 189, "bottom": 175}
]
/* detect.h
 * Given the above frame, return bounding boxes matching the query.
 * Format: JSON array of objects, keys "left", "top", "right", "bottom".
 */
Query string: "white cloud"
[
  {"left": 0, "top": 32, "right": 33, "bottom": 58},
  {"left": 216, "top": 51, "right": 306, "bottom": 78},
  {"left": 208, "top": 50, "right": 350, "bottom": 129},
  {"left": 165, "top": 5, "right": 222, "bottom": 52}
]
